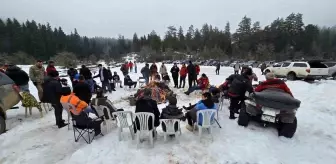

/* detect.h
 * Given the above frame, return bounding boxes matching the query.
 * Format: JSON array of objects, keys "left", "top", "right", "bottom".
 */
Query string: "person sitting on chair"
[
  {"left": 134, "top": 89, "right": 160, "bottom": 135},
  {"left": 162, "top": 73, "right": 170, "bottom": 84},
  {"left": 112, "top": 71, "right": 123, "bottom": 88},
  {"left": 60, "top": 87, "right": 103, "bottom": 136},
  {"left": 184, "top": 73, "right": 210, "bottom": 95},
  {"left": 73, "top": 75, "right": 92, "bottom": 104},
  {"left": 184, "top": 92, "right": 217, "bottom": 132},
  {"left": 124, "top": 75, "right": 137, "bottom": 88},
  {"left": 160, "top": 96, "right": 184, "bottom": 133},
  {"left": 91, "top": 89, "right": 124, "bottom": 119}
]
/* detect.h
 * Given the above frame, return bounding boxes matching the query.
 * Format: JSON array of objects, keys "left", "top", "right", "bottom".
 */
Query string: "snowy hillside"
[{"left": 0, "top": 63, "right": 336, "bottom": 164}]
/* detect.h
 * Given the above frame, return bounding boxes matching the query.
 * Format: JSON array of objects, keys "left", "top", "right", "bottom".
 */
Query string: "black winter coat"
[
  {"left": 124, "top": 76, "right": 134, "bottom": 86},
  {"left": 80, "top": 67, "right": 92, "bottom": 80},
  {"left": 73, "top": 82, "right": 92, "bottom": 104},
  {"left": 42, "top": 76, "right": 62, "bottom": 105},
  {"left": 141, "top": 66, "right": 150, "bottom": 77},
  {"left": 187, "top": 64, "right": 196, "bottom": 78},
  {"left": 112, "top": 74, "right": 120, "bottom": 81},
  {"left": 226, "top": 74, "right": 253, "bottom": 97},
  {"left": 160, "top": 105, "right": 184, "bottom": 119},
  {"left": 93, "top": 68, "right": 109, "bottom": 82},
  {"left": 107, "top": 70, "right": 113, "bottom": 80},
  {"left": 5, "top": 66, "right": 29, "bottom": 86},
  {"left": 170, "top": 66, "right": 180, "bottom": 77},
  {"left": 216, "top": 63, "right": 221, "bottom": 70},
  {"left": 135, "top": 97, "right": 160, "bottom": 130}
]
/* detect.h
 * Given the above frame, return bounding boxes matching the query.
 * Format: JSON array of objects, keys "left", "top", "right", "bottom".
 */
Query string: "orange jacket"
[
  {"left": 60, "top": 93, "right": 88, "bottom": 115},
  {"left": 180, "top": 66, "right": 188, "bottom": 77}
]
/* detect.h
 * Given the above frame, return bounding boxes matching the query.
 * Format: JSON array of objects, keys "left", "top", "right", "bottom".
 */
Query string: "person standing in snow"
[
  {"left": 179, "top": 63, "right": 187, "bottom": 88},
  {"left": 141, "top": 63, "right": 150, "bottom": 84},
  {"left": 46, "top": 61, "right": 57, "bottom": 75},
  {"left": 67, "top": 67, "right": 78, "bottom": 87},
  {"left": 93, "top": 64, "right": 112, "bottom": 93},
  {"left": 221, "top": 67, "right": 254, "bottom": 119},
  {"left": 233, "top": 63, "right": 241, "bottom": 75},
  {"left": 194, "top": 64, "right": 200, "bottom": 86},
  {"left": 170, "top": 63, "right": 180, "bottom": 88},
  {"left": 150, "top": 62, "right": 158, "bottom": 81},
  {"left": 134, "top": 62, "right": 137, "bottom": 73},
  {"left": 29, "top": 59, "right": 46, "bottom": 101},
  {"left": 120, "top": 62, "right": 129, "bottom": 76},
  {"left": 159, "top": 63, "right": 168, "bottom": 80},
  {"left": 73, "top": 75, "right": 92, "bottom": 104},
  {"left": 215, "top": 62, "right": 220, "bottom": 75},
  {"left": 129, "top": 61, "right": 133, "bottom": 72},
  {"left": 79, "top": 65, "right": 94, "bottom": 93},
  {"left": 42, "top": 70, "right": 68, "bottom": 128},
  {"left": 187, "top": 61, "right": 196, "bottom": 88}
]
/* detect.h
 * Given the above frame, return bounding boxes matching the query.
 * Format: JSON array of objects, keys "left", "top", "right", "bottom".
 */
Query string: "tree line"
[{"left": 1, "top": 13, "right": 336, "bottom": 66}]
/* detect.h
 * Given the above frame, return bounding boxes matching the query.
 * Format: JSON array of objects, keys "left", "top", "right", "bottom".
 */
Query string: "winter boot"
[{"left": 229, "top": 111, "right": 237, "bottom": 120}]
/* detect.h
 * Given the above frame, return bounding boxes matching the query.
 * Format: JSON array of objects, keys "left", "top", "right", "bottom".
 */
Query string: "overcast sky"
[{"left": 0, "top": 0, "right": 335, "bottom": 38}]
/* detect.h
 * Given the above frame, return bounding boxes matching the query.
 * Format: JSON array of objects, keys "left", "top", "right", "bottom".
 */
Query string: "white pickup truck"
[{"left": 264, "top": 61, "right": 329, "bottom": 80}]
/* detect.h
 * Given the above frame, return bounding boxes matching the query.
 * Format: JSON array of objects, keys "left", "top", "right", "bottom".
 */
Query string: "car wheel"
[
  {"left": 238, "top": 107, "right": 250, "bottom": 127},
  {"left": 278, "top": 117, "right": 297, "bottom": 138},
  {"left": 332, "top": 73, "right": 336, "bottom": 80},
  {"left": 287, "top": 73, "right": 297, "bottom": 81},
  {"left": 0, "top": 116, "right": 5, "bottom": 135}
]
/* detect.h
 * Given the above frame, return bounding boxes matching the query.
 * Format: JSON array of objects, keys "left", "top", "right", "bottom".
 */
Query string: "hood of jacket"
[
  {"left": 201, "top": 99, "right": 215, "bottom": 109},
  {"left": 6, "top": 65, "right": 21, "bottom": 72},
  {"left": 163, "top": 105, "right": 182, "bottom": 115},
  {"left": 44, "top": 75, "right": 57, "bottom": 84}
]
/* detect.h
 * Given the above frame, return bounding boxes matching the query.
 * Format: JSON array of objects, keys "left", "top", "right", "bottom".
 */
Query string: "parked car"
[
  {"left": 322, "top": 61, "right": 336, "bottom": 79},
  {"left": 0, "top": 72, "right": 21, "bottom": 134},
  {"left": 264, "top": 60, "right": 329, "bottom": 80}
]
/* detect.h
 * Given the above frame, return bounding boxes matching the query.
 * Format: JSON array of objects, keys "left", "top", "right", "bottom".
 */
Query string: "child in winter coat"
[{"left": 160, "top": 96, "right": 184, "bottom": 132}]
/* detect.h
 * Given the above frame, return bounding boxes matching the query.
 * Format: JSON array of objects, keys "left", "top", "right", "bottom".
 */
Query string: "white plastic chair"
[
  {"left": 214, "top": 103, "right": 219, "bottom": 120},
  {"left": 134, "top": 112, "right": 156, "bottom": 148},
  {"left": 160, "top": 119, "right": 181, "bottom": 142},
  {"left": 194, "top": 109, "right": 217, "bottom": 140},
  {"left": 92, "top": 105, "right": 113, "bottom": 133},
  {"left": 113, "top": 111, "right": 135, "bottom": 141},
  {"left": 40, "top": 103, "right": 54, "bottom": 113},
  {"left": 138, "top": 77, "right": 146, "bottom": 87},
  {"left": 61, "top": 102, "right": 75, "bottom": 130}
]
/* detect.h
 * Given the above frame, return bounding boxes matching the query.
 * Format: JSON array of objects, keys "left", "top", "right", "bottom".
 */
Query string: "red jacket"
[
  {"left": 180, "top": 66, "right": 188, "bottom": 77},
  {"left": 254, "top": 79, "right": 293, "bottom": 97},
  {"left": 195, "top": 65, "right": 200, "bottom": 75},
  {"left": 129, "top": 62, "right": 133, "bottom": 68},
  {"left": 197, "top": 77, "right": 209, "bottom": 89},
  {"left": 46, "top": 65, "right": 57, "bottom": 75}
]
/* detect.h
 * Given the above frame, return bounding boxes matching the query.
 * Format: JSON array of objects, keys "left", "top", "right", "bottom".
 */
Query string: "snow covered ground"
[{"left": 0, "top": 63, "right": 336, "bottom": 164}]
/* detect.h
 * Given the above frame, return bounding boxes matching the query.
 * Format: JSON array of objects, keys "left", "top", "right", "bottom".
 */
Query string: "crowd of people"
[{"left": 1, "top": 59, "right": 294, "bottom": 139}]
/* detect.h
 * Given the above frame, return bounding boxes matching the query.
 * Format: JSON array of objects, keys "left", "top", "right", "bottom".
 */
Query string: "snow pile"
[{"left": 0, "top": 63, "right": 335, "bottom": 164}]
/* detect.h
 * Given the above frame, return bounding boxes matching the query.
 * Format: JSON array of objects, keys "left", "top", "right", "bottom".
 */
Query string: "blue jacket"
[{"left": 195, "top": 100, "right": 217, "bottom": 125}]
